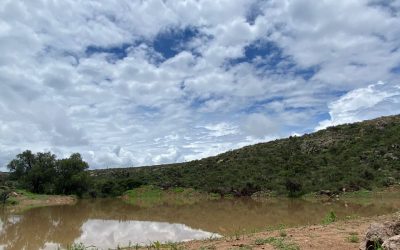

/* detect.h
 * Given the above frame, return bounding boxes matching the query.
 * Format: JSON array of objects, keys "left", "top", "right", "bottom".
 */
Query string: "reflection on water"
[
  {"left": 75, "top": 220, "right": 217, "bottom": 248},
  {"left": 0, "top": 195, "right": 399, "bottom": 249}
]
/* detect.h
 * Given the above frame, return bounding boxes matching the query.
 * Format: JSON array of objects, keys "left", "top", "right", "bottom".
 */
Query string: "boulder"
[
  {"left": 382, "top": 235, "right": 400, "bottom": 250},
  {"left": 319, "top": 190, "right": 332, "bottom": 196},
  {"left": 9, "top": 192, "right": 19, "bottom": 197},
  {"left": 360, "top": 220, "right": 400, "bottom": 250}
]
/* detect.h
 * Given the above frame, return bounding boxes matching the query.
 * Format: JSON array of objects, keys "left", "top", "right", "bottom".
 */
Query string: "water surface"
[{"left": 0, "top": 195, "right": 399, "bottom": 250}]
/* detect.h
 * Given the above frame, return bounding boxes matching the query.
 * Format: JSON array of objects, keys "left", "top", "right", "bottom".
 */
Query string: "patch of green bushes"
[
  {"left": 91, "top": 115, "right": 400, "bottom": 197},
  {"left": 6, "top": 115, "right": 400, "bottom": 199}
]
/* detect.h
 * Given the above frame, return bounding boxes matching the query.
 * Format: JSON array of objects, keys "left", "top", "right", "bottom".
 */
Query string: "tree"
[
  {"left": 7, "top": 151, "right": 90, "bottom": 196},
  {"left": 55, "top": 153, "right": 89, "bottom": 196},
  {"left": 26, "top": 152, "right": 57, "bottom": 193},
  {"left": 7, "top": 151, "right": 57, "bottom": 193},
  {"left": 7, "top": 150, "right": 35, "bottom": 180}
]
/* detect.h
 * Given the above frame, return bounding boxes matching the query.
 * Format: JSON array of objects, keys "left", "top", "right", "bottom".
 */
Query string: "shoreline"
[
  {"left": 179, "top": 212, "right": 400, "bottom": 250},
  {"left": 4, "top": 190, "right": 77, "bottom": 212}
]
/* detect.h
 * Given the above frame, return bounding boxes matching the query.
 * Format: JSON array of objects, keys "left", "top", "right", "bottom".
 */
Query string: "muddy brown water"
[{"left": 0, "top": 196, "right": 399, "bottom": 250}]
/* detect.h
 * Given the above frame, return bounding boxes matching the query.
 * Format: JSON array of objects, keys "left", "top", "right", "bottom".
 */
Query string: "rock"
[
  {"left": 319, "top": 190, "right": 332, "bottom": 196},
  {"left": 9, "top": 192, "right": 19, "bottom": 197},
  {"left": 382, "top": 235, "right": 400, "bottom": 250},
  {"left": 360, "top": 220, "right": 400, "bottom": 250}
]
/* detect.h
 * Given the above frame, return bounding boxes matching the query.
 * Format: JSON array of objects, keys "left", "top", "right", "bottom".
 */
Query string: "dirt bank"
[
  {"left": 5, "top": 190, "right": 76, "bottom": 212},
  {"left": 181, "top": 212, "right": 400, "bottom": 250}
]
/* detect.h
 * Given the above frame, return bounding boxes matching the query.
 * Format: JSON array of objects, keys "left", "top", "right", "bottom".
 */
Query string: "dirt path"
[{"left": 181, "top": 212, "right": 400, "bottom": 250}]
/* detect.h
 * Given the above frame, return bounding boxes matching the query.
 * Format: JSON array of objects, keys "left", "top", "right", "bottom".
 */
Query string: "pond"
[{"left": 0, "top": 195, "right": 399, "bottom": 249}]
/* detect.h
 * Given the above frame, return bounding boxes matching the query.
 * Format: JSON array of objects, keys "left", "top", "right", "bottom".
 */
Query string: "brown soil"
[
  {"left": 181, "top": 212, "right": 400, "bottom": 250},
  {"left": 7, "top": 194, "right": 76, "bottom": 212}
]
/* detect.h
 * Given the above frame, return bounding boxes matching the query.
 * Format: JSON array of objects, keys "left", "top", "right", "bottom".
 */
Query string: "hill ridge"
[{"left": 92, "top": 114, "right": 400, "bottom": 197}]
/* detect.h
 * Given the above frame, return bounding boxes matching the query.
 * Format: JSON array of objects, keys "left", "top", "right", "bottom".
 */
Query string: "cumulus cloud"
[
  {"left": 316, "top": 81, "right": 400, "bottom": 130},
  {"left": 1, "top": 0, "right": 400, "bottom": 169}
]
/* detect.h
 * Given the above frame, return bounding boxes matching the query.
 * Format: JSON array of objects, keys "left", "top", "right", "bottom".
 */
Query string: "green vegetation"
[
  {"left": 3, "top": 114, "right": 400, "bottom": 198},
  {"left": 6, "top": 151, "right": 89, "bottom": 197},
  {"left": 63, "top": 241, "right": 188, "bottom": 250},
  {"left": 5, "top": 189, "right": 50, "bottom": 206},
  {"left": 228, "top": 245, "right": 253, "bottom": 250},
  {"left": 91, "top": 115, "right": 400, "bottom": 197},
  {"left": 66, "top": 243, "right": 90, "bottom": 250},
  {"left": 0, "top": 187, "right": 10, "bottom": 205},
  {"left": 371, "top": 240, "right": 384, "bottom": 250},
  {"left": 199, "top": 246, "right": 216, "bottom": 250},
  {"left": 124, "top": 186, "right": 163, "bottom": 206},
  {"left": 254, "top": 237, "right": 300, "bottom": 250},
  {"left": 322, "top": 211, "right": 337, "bottom": 225},
  {"left": 14, "top": 189, "right": 50, "bottom": 199},
  {"left": 347, "top": 232, "right": 359, "bottom": 243}
]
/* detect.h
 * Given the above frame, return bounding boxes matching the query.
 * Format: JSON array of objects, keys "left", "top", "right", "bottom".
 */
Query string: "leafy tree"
[
  {"left": 7, "top": 151, "right": 90, "bottom": 196},
  {"left": 27, "top": 152, "right": 57, "bottom": 193},
  {"left": 7, "top": 150, "right": 35, "bottom": 180},
  {"left": 7, "top": 151, "right": 57, "bottom": 193},
  {"left": 55, "top": 153, "right": 89, "bottom": 196}
]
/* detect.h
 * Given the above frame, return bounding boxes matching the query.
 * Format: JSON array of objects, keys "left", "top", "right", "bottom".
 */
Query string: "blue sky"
[{"left": 1, "top": 0, "right": 400, "bottom": 169}]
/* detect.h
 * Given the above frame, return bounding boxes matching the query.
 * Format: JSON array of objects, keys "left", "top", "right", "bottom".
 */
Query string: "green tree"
[
  {"left": 55, "top": 153, "right": 89, "bottom": 196},
  {"left": 7, "top": 151, "right": 90, "bottom": 196},
  {"left": 7, "top": 150, "right": 35, "bottom": 180},
  {"left": 26, "top": 152, "right": 57, "bottom": 193},
  {"left": 7, "top": 151, "right": 57, "bottom": 193}
]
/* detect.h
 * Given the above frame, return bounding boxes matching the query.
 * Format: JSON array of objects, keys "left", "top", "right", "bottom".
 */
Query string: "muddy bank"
[
  {"left": 180, "top": 212, "right": 400, "bottom": 250},
  {"left": 4, "top": 190, "right": 76, "bottom": 212}
]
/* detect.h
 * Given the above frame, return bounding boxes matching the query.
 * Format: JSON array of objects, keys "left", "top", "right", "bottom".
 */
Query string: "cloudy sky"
[{"left": 1, "top": 0, "right": 400, "bottom": 170}]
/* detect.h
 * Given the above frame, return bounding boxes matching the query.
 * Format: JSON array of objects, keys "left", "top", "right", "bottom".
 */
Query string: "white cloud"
[
  {"left": 1, "top": 0, "right": 400, "bottom": 169},
  {"left": 244, "top": 113, "right": 279, "bottom": 138},
  {"left": 203, "top": 122, "right": 239, "bottom": 137},
  {"left": 316, "top": 81, "right": 400, "bottom": 130}
]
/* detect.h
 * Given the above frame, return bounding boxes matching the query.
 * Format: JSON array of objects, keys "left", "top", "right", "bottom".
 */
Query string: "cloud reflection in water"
[{"left": 75, "top": 219, "right": 220, "bottom": 248}]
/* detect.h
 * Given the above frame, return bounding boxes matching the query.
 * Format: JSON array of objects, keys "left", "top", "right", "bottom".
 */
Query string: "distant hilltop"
[{"left": 88, "top": 114, "right": 400, "bottom": 196}]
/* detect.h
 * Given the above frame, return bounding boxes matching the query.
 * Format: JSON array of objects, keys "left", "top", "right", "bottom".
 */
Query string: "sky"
[{"left": 1, "top": 0, "right": 400, "bottom": 170}]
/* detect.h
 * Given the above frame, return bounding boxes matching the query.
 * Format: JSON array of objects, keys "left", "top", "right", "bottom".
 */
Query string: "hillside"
[{"left": 92, "top": 115, "right": 400, "bottom": 197}]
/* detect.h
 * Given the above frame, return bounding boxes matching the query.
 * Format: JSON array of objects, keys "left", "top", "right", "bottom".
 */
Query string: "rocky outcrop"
[
  {"left": 360, "top": 220, "right": 400, "bottom": 250},
  {"left": 382, "top": 235, "right": 400, "bottom": 250}
]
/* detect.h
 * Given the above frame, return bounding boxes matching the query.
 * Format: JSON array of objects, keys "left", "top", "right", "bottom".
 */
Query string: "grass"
[
  {"left": 339, "top": 186, "right": 400, "bottom": 206},
  {"left": 4, "top": 189, "right": 49, "bottom": 207},
  {"left": 346, "top": 232, "right": 359, "bottom": 243},
  {"left": 64, "top": 241, "right": 187, "bottom": 250},
  {"left": 199, "top": 245, "right": 216, "bottom": 250},
  {"left": 340, "top": 189, "right": 373, "bottom": 198},
  {"left": 124, "top": 186, "right": 163, "bottom": 207},
  {"left": 254, "top": 237, "right": 300, "bottom": 250},
  {"left": 279, "top": 230, "right": 287, "bottom": 237},
  {"left": 15, "top": 189, "right": 50, "bottom": 200},
  {"left": 344, "top": 214, "right": 360, "bottom": 221},
  {"left": 231, "top": 228, "right": 246, "bottom": 241},
  {"left": 265, "top": 224, "right": 286, "bottom": 232},
  {"left": 2, "top": 189, "right": 76, "bottom": 212},
  {"left": 65, "top": 243, "right": 97, "bottom": 250},
  {"left": 322, "top": 211, "right": 337, "bottom": 225}
]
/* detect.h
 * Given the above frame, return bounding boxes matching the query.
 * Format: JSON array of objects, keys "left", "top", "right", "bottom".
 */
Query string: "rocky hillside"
[{"left": 92, "top": 115, "right": 400, "bottom": 197}]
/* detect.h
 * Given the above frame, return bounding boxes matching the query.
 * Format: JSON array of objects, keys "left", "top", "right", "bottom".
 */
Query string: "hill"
[{"left": 91, "top": 115, "right": 400, "bottom": 197}]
